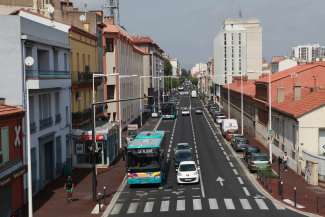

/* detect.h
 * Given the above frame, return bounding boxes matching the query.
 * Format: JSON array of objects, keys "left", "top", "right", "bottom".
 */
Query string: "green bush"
[{"left": 261, "top": 169, "right": 279, "bottom": 178}]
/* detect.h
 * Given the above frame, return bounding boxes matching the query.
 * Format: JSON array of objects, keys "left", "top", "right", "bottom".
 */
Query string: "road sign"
[
  {"left": 140, "top": 109, "right": 142, "bottom": 112},
  {"left": 267, "top": 130, "right": 274, "bottom": 143}
]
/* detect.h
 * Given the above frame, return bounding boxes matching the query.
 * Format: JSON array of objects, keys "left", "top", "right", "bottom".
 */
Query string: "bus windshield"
[
  {"left": 127, "top": 148, "right": 160, "bottom": 172},
  {"left": 162, "top": 104, "right": 174, "bottom": 115}
]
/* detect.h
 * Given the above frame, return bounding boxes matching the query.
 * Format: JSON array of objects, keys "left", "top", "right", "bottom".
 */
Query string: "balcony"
[
  {"left": 40, "top": 117, "right": 53, "bottom": 129},
  {"left": 26, "top": 70, "right": 71, "bottom": 89},
  {"left": 72, "top": 106, "right": 103, "bottom": 129},
  {"left": 71, "top": 71, "right": 103, "bottom": 89},
  {"left": 55, "top": 114, "right": 62, "bottom": 124},
  {"left": 30, "top": 122, "right": 37, "bottom": 133}
]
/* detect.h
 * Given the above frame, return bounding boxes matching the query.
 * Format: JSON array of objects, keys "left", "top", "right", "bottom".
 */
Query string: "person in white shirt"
[{"left": 282, "top": 152, "right": 289, "bottom": 171}]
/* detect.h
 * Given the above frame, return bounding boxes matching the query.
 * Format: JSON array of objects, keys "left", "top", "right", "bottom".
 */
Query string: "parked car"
[
  {"left": 213, "top": 111, "right": 223, "bottom": 121},
  {"left": 182, "top": 108, "right": 190, "bottom": 116},
  {"left": 243, "top": 146, "right": 261, "bottom": 162},
  {"left": 226, "top": 129, "right": 239, "bottom": 141},
  {"left": 230, "top": 134, "right": 245, "bottom": 147},
  {"left": 209, "top": 107, "right": 218, "bottom": 114},
  {"left": 233, "top": 138, "right": 250, "bottom": 152},
  {"left": 247, "top": 153, "right": 271, "bottom": 173},
  {"left": 195, "top": 107, "right": 203, "bottom": 114},
  {"left": 216, "top": 116, "right": 226, "bottom": 125},
  {"left": 222, "top": 119, "right": 238, "bottom": 137},
  {"left": 177, "top": 161, "right": 200, "bottom": 184},
  {"left": 174, "top": 143, "right": 192, "bottom": 155},
  {"left": 173, "top": 150, "right": 195, "bottom": 171}
]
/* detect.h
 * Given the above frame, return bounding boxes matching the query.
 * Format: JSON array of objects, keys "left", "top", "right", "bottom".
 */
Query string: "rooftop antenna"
[
  {"left": 84, "top": 4, "right": 87, "bottom": 22},
  {"left": 104, "top": 0, "right": 119, "bottom": 25},
  {"left": 239, "top": 5, "right": 243, "bottom": 19}
]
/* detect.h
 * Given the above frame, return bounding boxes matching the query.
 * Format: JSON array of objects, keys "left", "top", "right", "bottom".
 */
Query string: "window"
[
  {"left": 239, "top": 59, "right": 241, "bottom": 71},
  {"left": 231, "top": 33, "right": 234, "bottom": 45},
  {"left": 1, "top": 126, "right": 9, "bottom": 163},
  {"left": 54, "top": 51, "right": 58, "bottom": 71},
  {"left": 66, "top": 106, "right": 69, "bottom": 126},
  {"left": 64, "top": 53, "right": 67, "bottom": 71},
  {"left": 282, "top": 121, "right": 285, "bottom": 142},
  {"left": 224, "top": 59, "right": 227, "bottom": 71},
  {"left": 232, "top": 47, "right": 234, "bottom": 58},
  {"left": 76, "top": 53, "right": 79, "bottom": 71},
  {"left": 107, "top": 85, "right": 115, "bottom": 100},
  {"left": 239, "top": 46, "right": 241, "bottom": 58},
  {"left": 55, "top": 92, "right": 59, "bottom": 115},
  {"left": 106, "top": 38, "right": 114, "bottom": 52},
  {"left": 224, "top": 46, "right": 227, "bottom": 58},
  {"left": 56, "top": 136, "right": 62, "bottom": 168},
  {"left": 239, "top": 33, "right": 241, "bottom": 45},
  {"left": 292, "top": 125, "right": 296, "bottom": 149},
  {"left": 232, "top": 59, "right": 234, "bottom": 71}
]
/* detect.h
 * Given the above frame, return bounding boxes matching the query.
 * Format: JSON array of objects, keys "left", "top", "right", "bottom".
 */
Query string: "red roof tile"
[
  {"left": 271, "top": 88, "right": 325, "bottom": 118},
  {"left": 224, "top": 79, "right": 256, "bottom": 97},
  {"left": 271, "top": 58, "right": 288, "bottom": 64},
  {"left": 0, "top": 104, "right": 25, "bottom": 117}
]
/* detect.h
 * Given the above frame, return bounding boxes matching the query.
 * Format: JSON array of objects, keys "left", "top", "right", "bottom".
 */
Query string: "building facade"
[
  {"left": 169, "top": 58, "right": 181, "bottom": 77},
  {"left": 0, "top": 11, "right": 73, "bottom": 198},
  {"left": 270, "top": 58, "right": 297, "bottom": 74},
  {"left": 292, "top": 44, "right": 325, "bottom": 62},
  {"left": 214, "top": 18, "right": 262, "bottom": 85}
]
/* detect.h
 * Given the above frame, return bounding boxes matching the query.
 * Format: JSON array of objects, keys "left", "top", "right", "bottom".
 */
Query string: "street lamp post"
[
  {"left": 234, "top": 73, "right": 244, "bottom": 134},
  {"left": 140, "top": 76, "right": 152, "bottom": 127}
]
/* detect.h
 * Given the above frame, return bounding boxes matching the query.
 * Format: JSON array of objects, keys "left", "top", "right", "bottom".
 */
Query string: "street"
[{"left": 103, "top": 87, "right": 305, "bottom": 217}]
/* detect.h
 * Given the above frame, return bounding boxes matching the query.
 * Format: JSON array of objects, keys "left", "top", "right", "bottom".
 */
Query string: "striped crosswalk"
[{"left": 109, "top": 198, "right": 286, "bottom": 215}]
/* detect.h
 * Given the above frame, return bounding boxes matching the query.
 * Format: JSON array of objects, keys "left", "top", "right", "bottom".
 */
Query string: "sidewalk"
[
  {"left": 21, "top": 112, "right": 152, "bottom": 217},
  {"left": 213, "top": 100, "right": 325, "bottom": 216}
]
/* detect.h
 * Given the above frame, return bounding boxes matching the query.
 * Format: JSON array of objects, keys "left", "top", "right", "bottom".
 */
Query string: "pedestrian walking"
[
  {"left": 64, "top": 176, "right": 74, "bottom": 203},
  {"left": 129, "top": 138, "right": 133, "bottom": 146},
  {"left": 283, "top": 152, "right": 289, "bottom": 171}
]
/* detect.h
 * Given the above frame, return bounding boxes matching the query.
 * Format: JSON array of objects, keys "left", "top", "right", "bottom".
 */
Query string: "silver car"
[{"left": 174, "top": 143, "right": 192, "bottom": 155}]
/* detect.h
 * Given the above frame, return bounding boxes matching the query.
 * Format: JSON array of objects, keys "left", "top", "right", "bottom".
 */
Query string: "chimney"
[
  {"left": 293, "top": 83, "right": 301, "bottom": 101},
  {"left": 0, "top": 97, "right": 5, "bottom": 105},
  {"left": 84, "top": 21, "right": 89, "bottom": 32},
  {"left": 104, "top": 17, "right": 114, "bottom": 25},
  {"left": 277, "top": 85, "right": 285, "bottom": 103}
]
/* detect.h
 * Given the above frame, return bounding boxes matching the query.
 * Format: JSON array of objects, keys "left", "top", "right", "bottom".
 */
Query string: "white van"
[
  {"left": 221, "top": 119, "right": 238, "bottom": 137},
  {"left": 191, "top": 91, "right": 197, "bottom": 98}
]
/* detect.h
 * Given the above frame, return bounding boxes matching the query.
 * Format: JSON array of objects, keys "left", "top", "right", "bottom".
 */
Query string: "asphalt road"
[{"left": 104, "top": 87, "right": 305, "bottom": 217}]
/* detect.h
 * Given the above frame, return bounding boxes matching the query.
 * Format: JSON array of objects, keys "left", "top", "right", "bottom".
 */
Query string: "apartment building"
[
  {"left": 0, "top": 11, "right": 72, "bottom": 198},
  {"left": 292, "top": 44, "right": 325, "bottom": 62},
  {"left": 169, "top": 58, "right": 181, "bottom": 77}
]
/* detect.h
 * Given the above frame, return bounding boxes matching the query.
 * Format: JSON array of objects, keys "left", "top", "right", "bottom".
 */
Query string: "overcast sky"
[{"left": 72, "top": 0, "right": 325, "bottom": 70}]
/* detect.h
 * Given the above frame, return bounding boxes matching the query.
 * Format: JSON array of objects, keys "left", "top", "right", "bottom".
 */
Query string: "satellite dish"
[
  {"left": 25, "top": 56, "right": 34, "bottom": 67},
  {"left": 48, "top": 6, "right": 54, "bottom": 14},
  {"left": 80, "top": 15, "right": 86, "bottom": 22}
]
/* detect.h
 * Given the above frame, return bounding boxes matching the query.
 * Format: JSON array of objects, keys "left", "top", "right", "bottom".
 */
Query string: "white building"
[
  {"left": 214, "top": 18, "right": 262, "bottom": 86},
  {"left": 0, "top": 10, "right": 72, "bottom": 197},
  {"left": 191, "top": 63, "right": 207, "bottom": 77},
  {"left": 292, "top": 44, "right": 325, "bottom": 62},
  {"left": 169, "top": 58, "right": 181, "bottom": 77},
  {"left": 271, "top": 58, "right": 298, "bottom": 74}
]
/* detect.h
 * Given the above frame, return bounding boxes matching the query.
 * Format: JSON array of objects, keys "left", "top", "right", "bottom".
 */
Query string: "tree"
[
  {"left": 164, "top": 58, "right": 172, "bottom": 76},
  {"left": 187, "top": 70, "right": 192, "bottom": 77},
  {"left": 172, "top": 78, "right": 180, "bottom": 88},
  {"left": 189, "top": 77, "right": 198, "bottom": 85},
  {"left": 181, "top": 69, "right": 188, "bottom": 77},
  {"left": 179, "top": 76, "right": 185, "bottom": 84}
]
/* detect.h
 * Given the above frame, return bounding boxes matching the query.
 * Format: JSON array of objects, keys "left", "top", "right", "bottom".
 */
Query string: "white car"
[
  {"left": 216, "top": 116, "right": 226, "bottom": 124},
  {"left": 177, "top": 161, "right": 200, "bottom": 184},
  {"left": 182, "top": 108, "right": 190, "bottom": 116}
]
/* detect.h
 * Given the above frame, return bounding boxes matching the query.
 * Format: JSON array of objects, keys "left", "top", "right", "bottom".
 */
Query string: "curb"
[{"left": 202, "top": 100, "right": 322, "bottom": 217}]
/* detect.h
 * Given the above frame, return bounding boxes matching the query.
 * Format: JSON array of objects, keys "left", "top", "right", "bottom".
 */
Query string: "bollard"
[
  {"left": 104, "top": 187, "right": 106, "bottom": 205},
  {"left": 293, "top": 187, "right": 297, "bottom": 207},
  {"left": 281, "top": 182, "right": 284, "bottom": 201},
  {"left": 98, "top": 193, "right": 101, "bottom": 212},
  {"left": 278, "top": 179, "right": 281, "bottom": 196}
]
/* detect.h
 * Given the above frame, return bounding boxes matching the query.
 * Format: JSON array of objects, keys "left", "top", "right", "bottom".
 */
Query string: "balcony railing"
[
  {"left": 30, "top": 122, "right": 37, "bottom": 133},
  {"left": 72, "top": 106, "right": 103, "bottom": 124},
  {"left": 26, "top": 70, "right": 70, "bottom": 79},
  {"left": 71, "top": 71, "right": 103, "bottom": 84},
  {"left": 40, "top": 117, "right": 53, "bottom": 129},
  {"left": 55, "top": 114, "right": 62, "bottom": 123}
]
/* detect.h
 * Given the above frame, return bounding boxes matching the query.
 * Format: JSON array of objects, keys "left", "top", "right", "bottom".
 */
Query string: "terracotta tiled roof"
[
  {"left": 270, "top": 58, "right": 288, "bottom": 64},
  {"left": 133, "top": 45, "right": 149, "bottom": 55},
  {"left": 256, "top": 63, "right": 325, "bottom": 83},
  {"left": 0, "top": 104, "right": 25, "bottom": 116},
  {"left": 224, "top": 79, "right": 256, "bottom": 97},
  {"left": 271, "top": 88, "right": 325, "bottom": 118}
]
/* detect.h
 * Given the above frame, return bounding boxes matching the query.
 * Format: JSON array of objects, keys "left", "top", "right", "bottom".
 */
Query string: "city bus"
[
  {"left": 161, "top": 102, "right": 176, "bottom": 119},
  {"left": 126, "top": 131, "right": 167, "bottom": 184}
]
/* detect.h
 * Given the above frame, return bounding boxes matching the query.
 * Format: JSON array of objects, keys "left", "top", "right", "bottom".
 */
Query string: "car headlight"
[
  {"left": 194, "top": 172, "right": 198, "bottom": 175},
  {"left": 177, "top": 172, "right": 182, "bottom": 176}
]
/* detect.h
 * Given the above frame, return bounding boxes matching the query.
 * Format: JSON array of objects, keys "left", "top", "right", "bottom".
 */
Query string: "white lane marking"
[
  {"left": 195, "top": 145, "right": 197, "bottom": 148},
  {"left": 195, "top": 150, "right": 197, "bottom": 154},
  {"left": 193, "top": 199, "right": 202, "bottom": 210},
  {"left": 283, "top": 199, "right": 305, "bottom": 208},
  {"left": 192, "top": 188, "right": 200, "bottom": 189},
  {"left": 143, "top": 201, "right": 154, "bottom": 213},
  {"left": 233, "top": 169, "right": 238, "bottom": 175},
  {"left": 237, "top": 177, "right": 244, "bottom": 184},
  {"left": 171, "top": 137, "right": 173, "bottom": 140},
  {"left": 117, "top": 199, "right": 125, "bottom": 202},
  {"left": 272, "top": 201, "right": 286, "bottom": 210},
  {"left": 159, "top": 187, "right": 163, "bottom": 189},
  {"left": 199, "top": 165, "right": 205, "bottom": 198},
  {"left": 169, "top": 145, "right": 171, "bottom": 148},
  {"left": 217, "top": 139, "right": 219, "bottom": 142},
  {"left": 160, "top": 200, "right": 169, "bottom": 212},
  {"left": 220, "top": 147, "right": 224, "bottom": 150},
  {"left": 240, "top": 199, "right": 252, "bottom": 210},
  {"left": 162, "top": 197, "right": 170, "bottom": 199},
  {"left": 224, "top": 199, "right": 235, "bottom": 209},
  {"left": 255, "top": 199, "right": 269, "bottom": 210},
  {"left": 197, "top": 160, "right": 199, "bottom": 165},
  {"left": 219, "top": 143, "right": 222, "bottom": 146},
  {"left": 226, "top": 156, "right": 230, "bottom": 161},
  {"left": 243, "top": 187, "right": 250, "bottom": 196},
  {"left": 167, "top": 154, "right": 170, "bottom": 158},
  {"left": 178, "top": 188, "right": 185, "bottom": 190},
  {"left": 164, "top": 189, "right": 171, "bottom": 191},
  {"left": 196, "top": 154, "right": 198, "bottom": 159},
  {"left": 223, "top": 151, "right": 227, "bottom": 155},
  {"left": 148, "top": 198, "right": 155, "bottom": 200},
  {"left": 177, "top": 196, "right": 185, "bottom": 199},
  {"left": 168, "top": 149, "right": 170, "bottom": 153},
  {"left": 132, "top": 199, "right": 140, "bottom": 201},
  {"left": 127, "top": 202, "right": 139, "bottom": 214},
  {"left": 208, "top": 198, "right": 219, "bottom": 210},
  {"left": 110, "top": 203, "right": 123, "bottom": 215},
  {"left": 177, "top": 199, "right": 185, "bottom": 211},
  {"left": 91, "top": 204, "right": 104, "bottom": 214},
  {"left": 229, "top": 162, "right": 234, "bottom": 167},
  {"left": 136, "top": 191, "right": 143, "bottom": 192}
]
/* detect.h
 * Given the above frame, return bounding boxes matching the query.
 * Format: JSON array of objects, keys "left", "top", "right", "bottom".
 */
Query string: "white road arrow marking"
[
  {"left": 216, "top": 177, "right": 225, "bottom": 186},
  {"left": 172, "top": 191, "right": 184, "bottom": 195},
  {"left": 136, "top": 193, "right": 148, "bottom": 197}
]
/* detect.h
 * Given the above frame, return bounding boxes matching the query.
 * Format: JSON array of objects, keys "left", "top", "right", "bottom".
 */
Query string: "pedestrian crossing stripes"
[{"left": 109, "top": 198, "right": 286, "bottom": 215}]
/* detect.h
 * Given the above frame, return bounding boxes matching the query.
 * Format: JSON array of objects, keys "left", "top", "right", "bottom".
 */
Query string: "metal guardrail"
[
  {"left": 302, "top": 148, "right": 325, "bottom": 176},
  {"left": 317, "top": 197, "right": 325, "bottom": 213},
  {"left": 71, "top": 71, "right": 103, "bottom": 83},
  {"left": 40, "top": 117, "right": 53, "bottom": 129},
  {"left": 72, "top": 106, "right": 103, "bottom": 124},
  {"left": 26, "top": 70, "right": 70, "bottom": 79},
  {"left": 55, "top": 114, "right": 62, "bottom": 123},
  {"left": 257, "top": 168, "right": 272, "bottom": 193}
]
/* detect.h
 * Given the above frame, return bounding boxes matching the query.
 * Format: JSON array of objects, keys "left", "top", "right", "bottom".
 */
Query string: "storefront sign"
[
  {"left": 76, "top": 134, "right": 105, "bottom": 141},
  {"left": 0, "top": 165, "right": 27, "bottom": 188}
]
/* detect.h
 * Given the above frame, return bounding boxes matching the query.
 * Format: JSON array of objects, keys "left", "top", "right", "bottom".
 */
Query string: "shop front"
[{"left": 71, "top": 121, "right": 120, "bottom": 168}]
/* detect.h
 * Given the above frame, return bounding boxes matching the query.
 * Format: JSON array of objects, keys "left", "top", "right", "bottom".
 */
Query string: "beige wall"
[{"left": 246, "top": 26, "right": 262, "bottom": 72}]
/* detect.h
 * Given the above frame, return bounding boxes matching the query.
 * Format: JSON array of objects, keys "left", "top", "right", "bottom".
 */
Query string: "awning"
[
  {"left": 66, "top": 133, "right": 81, "bottom": 139},
  {"left": 0, "top": 158, "right": 27, "bottom": 188}
]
